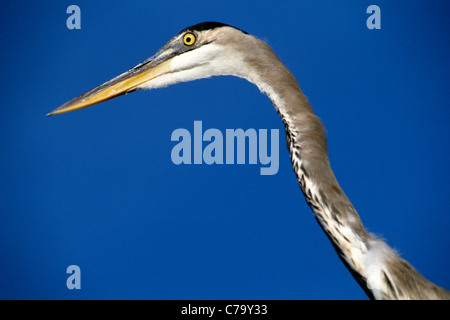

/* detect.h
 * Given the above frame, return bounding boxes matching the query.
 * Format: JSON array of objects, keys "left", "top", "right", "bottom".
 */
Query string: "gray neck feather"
[{"left": 237, "top": 35, "right": 450, "bottom": 300}]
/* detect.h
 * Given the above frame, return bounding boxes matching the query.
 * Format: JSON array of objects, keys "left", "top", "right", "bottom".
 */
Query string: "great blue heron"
[{"left": 48, "top": 22, "right": 449, "bottom": 300}]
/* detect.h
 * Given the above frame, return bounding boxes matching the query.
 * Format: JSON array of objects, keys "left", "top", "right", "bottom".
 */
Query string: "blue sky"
[{"left": 1, "top": 1, "right": 449, "bottom": 299}]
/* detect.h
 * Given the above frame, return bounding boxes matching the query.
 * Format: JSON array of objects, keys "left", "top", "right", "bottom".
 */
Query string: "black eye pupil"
[{"left": 186, "top": 37, "right": 191, "bottom": 42}]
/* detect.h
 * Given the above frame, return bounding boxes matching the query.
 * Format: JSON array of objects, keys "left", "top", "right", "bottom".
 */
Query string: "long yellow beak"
[{"left": 47, "top": 57, "right": 172, "bottom": 116}]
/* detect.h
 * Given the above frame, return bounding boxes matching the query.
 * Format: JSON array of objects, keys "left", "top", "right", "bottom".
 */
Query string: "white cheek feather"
[
  {"left": 137, "top": 43, "right": 249, "bottom": 91},
  {"left": 170, "top": 44, "right": 222, "bottom": 72},
  {"left": 137, "top": 65, "right": 215, "bottom": 90}
]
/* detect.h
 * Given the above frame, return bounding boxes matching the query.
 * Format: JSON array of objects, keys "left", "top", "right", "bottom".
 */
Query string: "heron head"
[{"left": 47, "top": 22, "right": 252, "bottom": 116}]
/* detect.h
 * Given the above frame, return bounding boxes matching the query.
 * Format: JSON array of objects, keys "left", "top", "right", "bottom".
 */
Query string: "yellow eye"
[{"left": 183, "top": 32, "right": 196, "bottom": 46}]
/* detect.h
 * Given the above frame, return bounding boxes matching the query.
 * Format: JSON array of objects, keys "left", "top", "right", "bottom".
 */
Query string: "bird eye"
[{"left": 182, "top": 32, "right": 196, "bottom": 46}]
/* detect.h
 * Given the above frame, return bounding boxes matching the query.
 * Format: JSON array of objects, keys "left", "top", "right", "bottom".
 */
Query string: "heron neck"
[
  {"left": 245, "top": 58, "right": 371, "bottom": 255},
  {"left": 243, "top": 50, "right": 450, "bottom": 299},
  {"left": 244, "top": 60, "right": 380, "bottom": 291}
]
